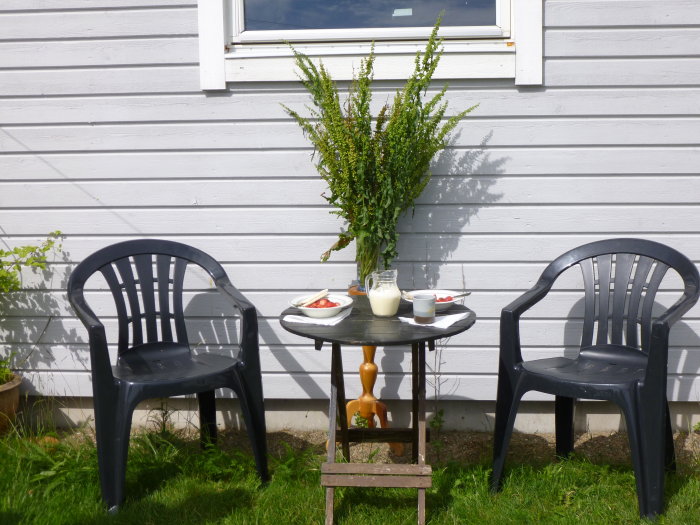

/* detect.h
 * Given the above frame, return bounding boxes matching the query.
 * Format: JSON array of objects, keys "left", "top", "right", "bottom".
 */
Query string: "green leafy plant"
[
  {"left": 0, "top": 231, "right": 61, "bottom": 294},
  {"left": 0, "top": 354, "right": 15, "bottom": 384},
  {"left": 283, "top": 19, "right": 476, "bottom": 283},
  {"left": 0, "top": 231, "right": 62, "bottom": 384}
]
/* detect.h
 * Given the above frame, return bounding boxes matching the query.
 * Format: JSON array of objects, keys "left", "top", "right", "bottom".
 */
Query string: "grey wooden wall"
[{"left": 1, "top": 0, "right": 699, "bottom": 405}]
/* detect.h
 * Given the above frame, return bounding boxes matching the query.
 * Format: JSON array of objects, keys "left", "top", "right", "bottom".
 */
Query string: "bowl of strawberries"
[{"left": 290, "top": 292, "right": 354, "bottom": 318}]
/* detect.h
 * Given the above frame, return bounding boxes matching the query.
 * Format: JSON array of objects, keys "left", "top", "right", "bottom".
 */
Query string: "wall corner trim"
[
  {"left": 198, "top": 0, "right": 228, "bottom": 90},
  {"left": 514, "top": 1, "right": 543, "bottom": 86}
]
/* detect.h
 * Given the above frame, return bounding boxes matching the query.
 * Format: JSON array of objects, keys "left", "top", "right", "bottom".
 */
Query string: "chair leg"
[
  {"left": 94, "top": 407, "right": 118, "bottom": 511},
  {"left": 619, "top": 390, "right": 663, "bottom": 519},
  {"left": 638, "top": 399, "right": 667, "bottom": 518},
  {"left": 664, "top": 401, "right": 676, "bottom": 472},
  {"left": 555, "top": 395, "right": 575, "bottom": 458},
  {"left": 491, "top": 368, "right": 522, "bottom": 492},
  {"left": 96, "top": 390, "right": 135, "bottom": 512},
  {"left": 234, "top": 368, "right": 269, "bottom": 482},
  {"left": 197, "top": 390, "right": 218, "bottom": 446}
]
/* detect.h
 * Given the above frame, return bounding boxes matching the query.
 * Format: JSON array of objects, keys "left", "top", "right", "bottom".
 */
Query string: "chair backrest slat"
[
  {"left": 595, "top": 254, "right": 613, "bottom": 345},
  {"left": 579, "top": 258, "right": 596, "bottom": 348},
  {"left": 156, "top": 254, "right": 174, "bottom": 342},
  {"left": 172, "top": 258, "right": 188, "bottom": 343},
  {"left": 100, "top": 263, "right": 131, "bottom": 353},
  {"left": 640, "top": 262, "right": 669, "bottom": 352},
  {"left": 611, "top": 253, "right": 636, "bottom": 344},
  {"left": 625, "top": 256, "right": 654, "bottom": 348},
  {"left": 114, "top": 257, "right": 143, "bottom": 347},
  {"left": 134, "top": 254, "right": 158, "bottom": 343}
]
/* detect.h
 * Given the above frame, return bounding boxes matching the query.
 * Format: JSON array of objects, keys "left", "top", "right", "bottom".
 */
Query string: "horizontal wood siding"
[{"left": 1, "top": 0, "right": 699, "bottom": 406}]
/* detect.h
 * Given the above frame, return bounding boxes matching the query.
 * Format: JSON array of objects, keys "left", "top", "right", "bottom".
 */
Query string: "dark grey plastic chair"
[
  {"left": 491, "top": 238, "right": 699, "bottom": 518},
  {"left": 68, "top": 239, "right": 269, "bottom": 511}
]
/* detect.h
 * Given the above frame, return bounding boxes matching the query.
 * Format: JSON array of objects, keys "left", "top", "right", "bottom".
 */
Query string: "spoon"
[
  {"left": 402, "top": 291, "right": 471, "bottom": 301},
  {"left": 292, "top": 289, "right": 329, "bottom": 307}
]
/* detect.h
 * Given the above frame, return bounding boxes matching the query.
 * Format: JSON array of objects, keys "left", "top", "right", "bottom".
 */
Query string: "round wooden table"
[{"left": 280, "top": 294, "right": 476, "bottom": 525}]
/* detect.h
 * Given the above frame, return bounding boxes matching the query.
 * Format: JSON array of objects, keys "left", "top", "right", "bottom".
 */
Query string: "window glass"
[{"left": 243, "top": 0, "right": 497, "bottom": 31}]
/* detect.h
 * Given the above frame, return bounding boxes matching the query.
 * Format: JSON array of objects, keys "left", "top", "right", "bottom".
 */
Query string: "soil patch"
[{"left": 222, "top": 429, "right": 700, "bottom": 474}]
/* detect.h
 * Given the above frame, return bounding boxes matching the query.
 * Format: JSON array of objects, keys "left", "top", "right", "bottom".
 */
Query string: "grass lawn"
[{"left": 0, "top": 421, "right": 699, "bottom": 525}]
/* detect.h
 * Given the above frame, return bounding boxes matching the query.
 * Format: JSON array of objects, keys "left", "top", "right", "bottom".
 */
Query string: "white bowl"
[
  {"left": 290, "top": 294, "right": 354, "bottom": 318},
  {"left": 403, "top": 289, "right": 463, "bottom": 312}
]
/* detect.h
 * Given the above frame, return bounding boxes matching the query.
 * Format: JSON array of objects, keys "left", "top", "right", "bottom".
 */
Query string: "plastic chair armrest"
[
  {"left": 657, "top": 291, "right": 699, "bottom": 329},
  {"left": 69, "top": 293, "right": 115, "bottom": 381},
  {"left": 215, "top": 278, "right": 261, "bottom": 373},
  {"left": 502, "top": 280, "right": 552, "bottom": 318},
  {"left": 645, "top": 291, "right": 699, "bottom": 388},
  {"left": 500, "top": 281, "right": 552, "bottom": 368}
]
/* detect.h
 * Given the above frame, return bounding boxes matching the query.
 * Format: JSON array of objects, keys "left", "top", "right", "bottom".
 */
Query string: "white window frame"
[{"left": 197, "top": 0, "right": 542, "bottom": 89}]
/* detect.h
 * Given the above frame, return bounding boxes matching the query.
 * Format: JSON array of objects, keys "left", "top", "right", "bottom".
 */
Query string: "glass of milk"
[{"left": 365, "top": 269, "right": 401, "bottom": 317}]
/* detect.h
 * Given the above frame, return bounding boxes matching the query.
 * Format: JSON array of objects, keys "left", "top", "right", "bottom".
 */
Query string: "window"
[
  {"left": 236, "top": 0, "right": 506, "bottom": 42},
  {"left": 197, "top": 0, "right": 541, "bottom": 89}
]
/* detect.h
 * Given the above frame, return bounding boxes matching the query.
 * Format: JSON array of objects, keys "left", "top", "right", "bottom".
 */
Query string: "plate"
[
  {"left": 290, "top": 294, "right": 353, "bottom": 318},
  {"left": 402, "top": 289, "right": 464, "bottom": 312}
]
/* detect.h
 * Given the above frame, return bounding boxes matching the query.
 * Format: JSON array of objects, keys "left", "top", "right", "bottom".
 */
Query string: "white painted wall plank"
[
  {"left": 0, "top": 38, "right": 198, "bottom": 68},
  {"left": 7, "top": 176, "right": 700, "bottom": 207},
  {"left": 546, "top": 28, "right": 700, "bottom": 57},
  {"left": 3, "top": 148, "right": 699, "bottom": 181},
  {"left": 10, "top": 233, "right": 700, "bottom": 266},
  {"left": 0, "top": 1, "right": 194, "bottom": 10},
  {"left": 2, "top": 118, "right": 699, "bottom": 152},
  {"left": 0, "top": 152, "right": 318, "bottom": 181},
  {"left": 546, "top": 58, "right": 700, "bottom": 86},
  {"left": 0, "top": 8, "right": 196, "bottom": 40},
  {"left": 6, "top": 288, "right": 700, "bottom": 323},
  {"left": 3, "top": 206, "right": 699, "bottom": 235},
  {"left": 9, "top": 344, "right": 700, "bottom": 379},
  {"left": 17, "top": 370, "right": 700, "bottom": 402},
  {"left": 0, "top": 67, "right": 201, "bottom": 96},
  {"left": 545, "top": 0, "right": 700, "bottom": 27},
  {"left": 1, "top": 179, "right": 328, "bottom": 207},
  {"left": 3, "top": 88, "right": 700, "bottom": 125}
]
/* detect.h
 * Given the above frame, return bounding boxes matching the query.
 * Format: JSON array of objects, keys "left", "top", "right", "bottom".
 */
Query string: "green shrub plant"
[
  {"left": 283, "top": 19, "right": 476, "bottom": 284},
  {"left": 0, "top": 231, "right": 61, "bottom": 384}
]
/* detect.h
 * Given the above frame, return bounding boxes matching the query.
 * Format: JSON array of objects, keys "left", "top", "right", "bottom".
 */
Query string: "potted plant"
[
  {"left": 0, "top": 231, "right": 61, "bottom": 432},
  {"left": 283, "top": 19, "right": 477, "bottom": 286}
]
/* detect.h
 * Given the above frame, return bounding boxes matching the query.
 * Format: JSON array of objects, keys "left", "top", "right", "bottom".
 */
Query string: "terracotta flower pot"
[{"left": 0, "top": 373, "right": 21, "bottom": 434}]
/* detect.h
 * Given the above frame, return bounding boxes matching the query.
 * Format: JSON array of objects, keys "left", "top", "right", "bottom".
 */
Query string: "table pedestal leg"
[{"left": 345, "top": 345, "right": 404, "bottom": 456}]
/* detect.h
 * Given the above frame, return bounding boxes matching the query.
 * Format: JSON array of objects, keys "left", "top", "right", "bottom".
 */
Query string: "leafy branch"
[
  {"left": 0, "top": 231, "right": 62, "bottom": 293},
  {"left": 283, "top": 19, "right": 477, "bottom": 282}
]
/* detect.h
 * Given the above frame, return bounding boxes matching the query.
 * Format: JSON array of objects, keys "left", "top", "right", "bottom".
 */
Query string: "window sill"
[{"left": 224, "top": 40, "right": 516, "bottom": 83}]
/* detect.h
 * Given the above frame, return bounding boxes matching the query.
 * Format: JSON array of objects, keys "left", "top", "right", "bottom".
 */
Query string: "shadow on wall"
[
  {"left": 0, "top": 245, "right": 82, "bottom": 392},
  {"left": 396, "top": 131, "right": 507, "bottom": 290},
  {"left": 185, "top": 288, "right": 329, "bottom": 430},
  {"left": 185, "top": 291, "right": 245, "bottom": 430},
  {"left": 381, "top": 132, "right": 507, "bottom": 407}
]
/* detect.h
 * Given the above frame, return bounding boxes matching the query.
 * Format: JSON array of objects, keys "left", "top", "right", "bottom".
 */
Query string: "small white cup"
[{"left": 413, "top": 294, "right": 436, "bottom": 324}]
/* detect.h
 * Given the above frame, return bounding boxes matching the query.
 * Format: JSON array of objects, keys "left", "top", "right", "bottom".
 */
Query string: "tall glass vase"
[{"left": 355, "top": 236, "right": 381, "bottom": 288}]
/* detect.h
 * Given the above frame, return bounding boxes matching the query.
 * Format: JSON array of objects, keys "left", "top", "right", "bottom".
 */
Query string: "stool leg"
[
  {"left": 418, "top": 488, "right": 425, "bottom": 525},
  {"left": 325, "top": 487, "right": 335, "bottom": 525},
  {"left": 417, "top": 342, "right": 427, "bottom": 525}
]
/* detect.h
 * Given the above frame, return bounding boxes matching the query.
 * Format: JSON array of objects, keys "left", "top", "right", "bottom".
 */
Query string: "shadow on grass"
[
  {"left": 333, "top": 487, "right": 422, "bottom": 523},
  {"left": 75, "top": 485, "right": 254, "bottom": 525},
  {"left": 0, "top": 511, "right": 23, "bottom": 524}
]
